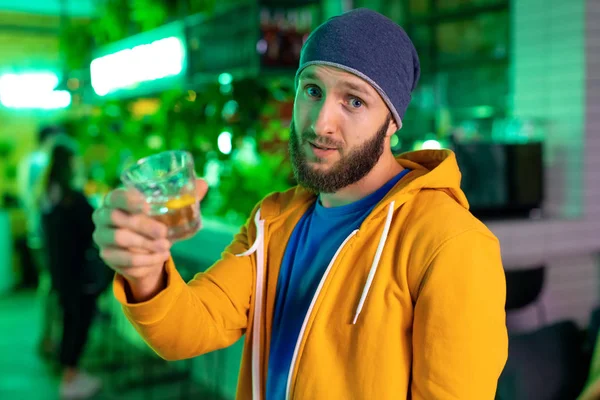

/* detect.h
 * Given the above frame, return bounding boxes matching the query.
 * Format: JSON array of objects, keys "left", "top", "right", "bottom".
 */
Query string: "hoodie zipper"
[
  {"left": 284, "top": 201, "right": 397, "bottom": 399},
  {"left": 284, "top": 229, "right": 359, "bottom": 400}
]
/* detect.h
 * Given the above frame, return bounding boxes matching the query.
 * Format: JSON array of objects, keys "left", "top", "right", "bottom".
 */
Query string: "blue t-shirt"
[{"left": 266, "top": 169, "right": 410, "bottom": 399}]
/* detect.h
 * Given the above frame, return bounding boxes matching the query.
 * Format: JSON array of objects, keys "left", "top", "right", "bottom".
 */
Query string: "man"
[{"left": 93, "top": 8, "right": 508, "bottom": 399}]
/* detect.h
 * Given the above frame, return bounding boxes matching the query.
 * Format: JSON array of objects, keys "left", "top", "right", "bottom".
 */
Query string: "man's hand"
[{"left": 92, "top": 178, "right": 209, "bottom": 302}]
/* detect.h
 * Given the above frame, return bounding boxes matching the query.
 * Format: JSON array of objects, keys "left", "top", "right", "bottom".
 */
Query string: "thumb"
[{"left": 196, "top": 178, "right": 209, "bottom": 201}]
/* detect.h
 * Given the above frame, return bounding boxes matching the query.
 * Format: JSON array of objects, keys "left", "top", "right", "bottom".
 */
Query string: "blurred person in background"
[
  {"left": 93, "top": 8, "right": 507, "bottom": 400},
  {"left": 16, "top": 125, "right": 65, "bottom": 358},
  {"left": 40, "top": 140, "right": 103, "bottom": 399}
]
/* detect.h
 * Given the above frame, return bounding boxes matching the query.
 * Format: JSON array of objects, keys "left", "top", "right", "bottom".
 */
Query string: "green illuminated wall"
[{"left": 511, "top": 0, "right": 586, "bottom": 219}]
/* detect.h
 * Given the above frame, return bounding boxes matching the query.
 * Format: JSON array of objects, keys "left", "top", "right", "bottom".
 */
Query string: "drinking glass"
[{"left": 121, "top": 150, "right": 201, "bottom": 241}]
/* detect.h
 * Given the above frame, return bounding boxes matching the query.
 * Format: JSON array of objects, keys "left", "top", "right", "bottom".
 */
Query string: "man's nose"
[{"left": 311, "top": 97, "right": 341, "bottom": 137}]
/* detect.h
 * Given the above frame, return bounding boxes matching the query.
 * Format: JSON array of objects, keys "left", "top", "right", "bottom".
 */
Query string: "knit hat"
[{"left": 296, "top": 8, "right": 420, "bottom": 126}]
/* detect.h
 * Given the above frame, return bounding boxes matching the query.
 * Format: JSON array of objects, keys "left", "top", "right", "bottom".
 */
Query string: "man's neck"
[{"left": 320, "top": 152, "right": 403, "bottom": 208}]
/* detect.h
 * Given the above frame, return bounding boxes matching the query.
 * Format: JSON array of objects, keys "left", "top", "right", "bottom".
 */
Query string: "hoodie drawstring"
[
  {"left": 236, "top": 209, "right": 265, "bottom": 400},
  {"left": 352, "top": 201, "right": 396, "bottom": 324}
]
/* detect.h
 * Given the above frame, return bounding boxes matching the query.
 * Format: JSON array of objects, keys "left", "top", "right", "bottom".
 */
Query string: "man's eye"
[
  {"left": 349, "top": 98, "right": 363, "bottom": 108},
  {"left": 306, "top": 86, "right": 321, "bottom": 98}
]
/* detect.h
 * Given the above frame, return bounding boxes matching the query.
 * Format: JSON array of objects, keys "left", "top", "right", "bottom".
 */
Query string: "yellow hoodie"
[{"left": 114, "top": 149, "right": 508, "bottom": 399}]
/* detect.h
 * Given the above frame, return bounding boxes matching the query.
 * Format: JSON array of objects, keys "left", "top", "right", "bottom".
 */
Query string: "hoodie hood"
[
  {"left": 259, "top": 149, "right": 469, "bottom": 221},
  {"left": 394, "top": 149, "right": 469, "bottom": 207}
]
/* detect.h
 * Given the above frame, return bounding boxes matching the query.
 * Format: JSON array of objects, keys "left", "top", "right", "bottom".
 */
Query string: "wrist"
[{"left": 125, "top": 267, "right": 167, "bottom": 303}]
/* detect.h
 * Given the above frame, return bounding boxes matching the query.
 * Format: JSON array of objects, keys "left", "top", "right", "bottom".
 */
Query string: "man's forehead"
[{"left": 299, "top": 65, "right": 372, "bottom": 90}]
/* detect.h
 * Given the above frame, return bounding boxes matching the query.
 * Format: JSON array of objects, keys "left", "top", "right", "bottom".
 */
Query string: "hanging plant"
[
  {"left": 187, "top": 0, "right": 218, "bottom": 14},
  {"left": 130, "top": 0, "right": 171, "bottom": 32},
  {"left": 60, "top": 22, "right": 95, "bottom": 71},
  {"left": 93, "top": 0, "right": 133, "bottom": 44}
]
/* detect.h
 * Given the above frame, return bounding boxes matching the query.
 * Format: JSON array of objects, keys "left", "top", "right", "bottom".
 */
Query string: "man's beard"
[{"left": 288, "top": 114, "right": 391, "bottom": 193}]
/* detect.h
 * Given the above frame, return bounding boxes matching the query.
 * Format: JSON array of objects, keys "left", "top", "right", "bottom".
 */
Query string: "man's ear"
[{"left": 387, "top": 118, "right": 400, "bottom": 137}]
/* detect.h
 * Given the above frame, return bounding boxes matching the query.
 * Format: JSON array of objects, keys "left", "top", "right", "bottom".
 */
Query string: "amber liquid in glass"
[{"left": 152, "top": 194, "right": 200, "bottom": 241}]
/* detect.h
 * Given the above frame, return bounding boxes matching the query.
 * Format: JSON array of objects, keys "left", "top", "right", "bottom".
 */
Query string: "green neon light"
[
  {"left": 90, "top": 36, "right": 185, "bottom": 97},
  {"left": 0, "top": 72, "right": 71, "bottom": 109},
  {"left": 218, "top": 131, "right": 233, "bottom": 155},
  {"left": 218, "top": 73, "right": 233, "bottom": 86}
]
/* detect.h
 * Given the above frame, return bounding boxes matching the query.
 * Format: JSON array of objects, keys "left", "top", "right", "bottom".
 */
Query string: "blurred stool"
[{"left": 84, "top": 290, "right": 128, "bottom": 379}]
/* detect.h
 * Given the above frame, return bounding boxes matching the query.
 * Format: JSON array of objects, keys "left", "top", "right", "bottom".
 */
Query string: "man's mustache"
[{"left": 300, "top": 131, "right": 342, "bottom": 149}]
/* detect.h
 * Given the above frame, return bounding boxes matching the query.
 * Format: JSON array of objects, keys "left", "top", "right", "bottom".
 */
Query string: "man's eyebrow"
[
  {"left": 298, "top": 71, "right": 321, "bottom": 82},
  {"left": 339, "top": 81, "right": 374, "bottom": 99}
]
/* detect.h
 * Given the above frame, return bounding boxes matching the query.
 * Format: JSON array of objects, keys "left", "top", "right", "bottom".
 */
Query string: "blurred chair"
[
  {"left": 505, "top": 265, "right": 547, "bottom": 325},
  {"left": 497, "top": 264, "right": 588, "bottom": 400},
  {"left": 496, "top": 320, "right": 587, "bottom": 400}
]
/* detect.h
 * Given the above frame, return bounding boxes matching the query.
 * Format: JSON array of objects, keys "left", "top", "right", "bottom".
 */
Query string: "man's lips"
[
  {"left": 308, "top": 141, "right": 337, "bottom": 150},
  {"left": 307, "top": 141, "right": 338, "bottom": 158}
]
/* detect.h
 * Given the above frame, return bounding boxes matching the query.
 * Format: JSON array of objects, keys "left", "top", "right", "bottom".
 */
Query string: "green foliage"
[
  {"left": 94, "top": 0, "right": 133, "bottom": 44},
  {"left": 130, "top": 0, "right": 171, "bottom": 32},
  {"left": 216, "top": 152, "right": 293, "bottom": 222},
  {"left": 60, "top": 1, "right": 296, "bottom": 222}
]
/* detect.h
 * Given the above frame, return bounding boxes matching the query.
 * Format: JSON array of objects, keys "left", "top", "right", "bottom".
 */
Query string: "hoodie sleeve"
[
  {"left": 411, "top": 229, "right": 508, "bottom": 400},
  {"left": 112, "top": 207, "right": 258, "bottom": 361}
]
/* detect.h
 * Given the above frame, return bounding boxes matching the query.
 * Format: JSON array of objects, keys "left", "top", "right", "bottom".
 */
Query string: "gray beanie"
[{"left": 295, "top": 8, "right": 420, "bottom": 126}]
